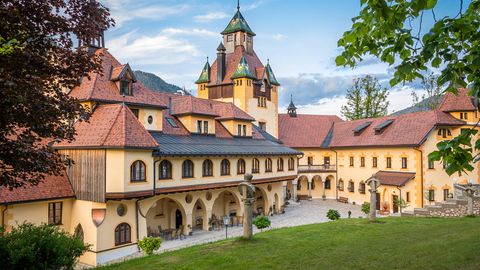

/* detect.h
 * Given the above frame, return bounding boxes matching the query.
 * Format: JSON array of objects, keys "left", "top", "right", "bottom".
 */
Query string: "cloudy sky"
[{"left": 101, "top": 0, "right": 462, "bottom": 116}]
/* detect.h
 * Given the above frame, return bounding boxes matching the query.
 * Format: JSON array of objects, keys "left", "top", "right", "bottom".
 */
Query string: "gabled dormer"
[{"left": 110, "top": 63, "right": 137, "bottom": 96}]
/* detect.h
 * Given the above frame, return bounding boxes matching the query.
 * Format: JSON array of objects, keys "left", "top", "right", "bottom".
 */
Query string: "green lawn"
[{"left": 97, "top": 217, "right": 480, "bottom": 270}]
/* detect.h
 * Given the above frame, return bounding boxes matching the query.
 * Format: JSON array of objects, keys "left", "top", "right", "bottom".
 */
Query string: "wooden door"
[{"left": 392, "top": 195, "right": 399, "bottom": 213}]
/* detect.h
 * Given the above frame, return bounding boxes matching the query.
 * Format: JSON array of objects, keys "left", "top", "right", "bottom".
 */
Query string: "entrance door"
[
  {"left": 392, "top": 195, "right": 399, "bottom": 213},
  {"left": 376, "top": 193, "right": 381, "bottom": 210},
  {"left": 175, "top": 209, "right": 182, "bottom": 229}
]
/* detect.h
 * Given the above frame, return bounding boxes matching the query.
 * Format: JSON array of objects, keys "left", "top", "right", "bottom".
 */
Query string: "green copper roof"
[
  {"left": 231, "top": 56, "right": 256, "bottom": 80},
  {"left": 195, "top": 60, "right": 211, "bottom": 84},
  {"left": 221, "top": 10, "right": 255, "bottom": 36},
  {"left": 265, "top": 62, "right": 280, "bottom": 86}
]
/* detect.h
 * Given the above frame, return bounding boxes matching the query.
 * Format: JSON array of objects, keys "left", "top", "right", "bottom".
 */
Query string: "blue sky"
[{"left": 101, "top": 0, "right": 465, "bottom": 116}]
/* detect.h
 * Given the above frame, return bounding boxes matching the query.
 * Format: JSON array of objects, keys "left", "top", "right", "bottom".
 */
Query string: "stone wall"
[{"left": 410, "top": 197, "right": 480, "bottom": 217}]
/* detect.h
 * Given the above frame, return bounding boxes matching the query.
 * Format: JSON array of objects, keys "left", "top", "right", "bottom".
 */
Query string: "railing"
[{"left": 298, "top": 164, "right": 336, "bottom": 172}]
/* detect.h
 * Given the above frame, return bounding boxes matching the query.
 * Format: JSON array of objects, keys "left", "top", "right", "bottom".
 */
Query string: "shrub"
[
  {"left": 1, "top": 223, "right": 89, "bottom": 270},
  {"left": 138, "top": 237, "right": 162, "bottom": 255},
  {"left": 326, "top": 209, "right": 341, "bottom": 221},
  {"left": 361, "top": 202, "right": 370, "bottom": 215},
  {"left": 253, "top": 215, "right": 271, "bottom": 231}
]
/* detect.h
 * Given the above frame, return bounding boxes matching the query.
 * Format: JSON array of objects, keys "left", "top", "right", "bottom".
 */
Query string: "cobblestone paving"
[{"left": 100, "top": 199, "right": 362, "bottom": 267}]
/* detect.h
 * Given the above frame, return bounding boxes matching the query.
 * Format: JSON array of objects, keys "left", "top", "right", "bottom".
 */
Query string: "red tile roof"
[
  {"left": 0, "top": 173, "right": 75, "bottom": 204},
  {"left": 209, "top": 45, "right": 264, "bottom": 85},
  {"left": 329, "top": 110, "right": 464, "bottom": 148},
  {"left": 68, "top": 49, "right": 167, "bottom": 108},
  {"left": 55, "top": 104, "right": 158, "bottom": 149},
  {"left": 278, "top": 114, "right": 343, "bottom": 148},
  {"left": 439, "top": 88, "right": 477, "bottom": 112},
  {"left": 371, "top": 171, "right": 415, "bottom": 186}
]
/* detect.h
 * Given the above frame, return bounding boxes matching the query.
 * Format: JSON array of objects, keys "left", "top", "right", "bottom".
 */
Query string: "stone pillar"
[
  {"left": 465, "top": 188, "right": 475, "bottom": 216},
  {"left": 185, "top": 213, "right": 193, "bottom": 235},
  {"left": 204, "top": 209, "right": 212, "bottom": 231},
  {"left": 307, "top": 179, "right": 312, "bottom": 199},
  {"left": 366, "top": 177, "right": 379, "bottom": 222},
  {"left": 322, "top": 179, "right": 326, "bottom": 201},
  {"left": 292, "top": 183, "right": 298, "bottom": 201},
  {"left": 238, "top": 174, "right": 256, "bottom": 240}
]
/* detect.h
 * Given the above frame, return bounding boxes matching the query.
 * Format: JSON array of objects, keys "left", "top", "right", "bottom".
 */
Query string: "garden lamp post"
[{"left": 223, "top": 215, "right": 231, "bottom": 239}]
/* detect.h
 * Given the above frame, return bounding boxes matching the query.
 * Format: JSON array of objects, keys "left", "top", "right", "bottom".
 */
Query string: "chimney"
[
  {"left": 168, "top": 96, "right": 172, "bottom": 115},
  {"left": 216, "top": 42, "right": 226, "bottom": 84}
]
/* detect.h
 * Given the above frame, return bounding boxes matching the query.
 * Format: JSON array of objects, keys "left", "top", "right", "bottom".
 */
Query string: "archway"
[
  {"left": 212, "top": 191, "right": 241, "bottom": 229},
  {"left": 192, "top": 199, "right": 207, "bottom": 231},
  {"left": 297, "top": 175, "right": 309, "bottom": 197},
  {"left": 324, "top": 175, "right": 335, "bottom": 198},
  {"left": 145, "top": 197, "right": 187, "bottom": 237},
  {"left": 311, "top": 175, "right": 322, "bottom": 198},
  {"left": 254, "top": 186, "right": 269, "bottom": 215}
]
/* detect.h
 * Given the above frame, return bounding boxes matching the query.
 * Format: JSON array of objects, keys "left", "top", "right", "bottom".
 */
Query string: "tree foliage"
[
  {"left": 138, "top": 237, "right": 162, "bottom": 255},
  {"left": 337, "top": 0, "right": 480, "bottom": 175},
  {"left": 326, "top": 209, "right": 341, "bottom": 221},
  {"left": 0, "top": 0, "right": 114, "bottom": 189},
  {"left": 253, "top": 215, "right": 271, "bottom": 231},
  {"left": 341, "top": 75, "right": 389, "bottom": 120},
  {"left": 411, "top": 73, "right": 443, "bottom": 110},
  {"left": 0, "top": 223, "right": 89, "bottom": 270}
]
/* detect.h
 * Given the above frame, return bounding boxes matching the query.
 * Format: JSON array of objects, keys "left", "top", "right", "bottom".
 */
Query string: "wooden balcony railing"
[{"left": 298, "top": 164, "right": 336, "bottom": 173}]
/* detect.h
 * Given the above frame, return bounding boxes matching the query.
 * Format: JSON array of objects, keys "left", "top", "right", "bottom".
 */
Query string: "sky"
[{"left": 101, "top": 0, "right": 465, "bottom": 116}]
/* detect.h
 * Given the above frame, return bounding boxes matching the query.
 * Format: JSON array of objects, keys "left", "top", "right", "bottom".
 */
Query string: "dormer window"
[
  {"left": 120, "top": 80, "right": 132, "bottom": 96},
  {"left": 110, "top": 63, "right": 136, "bottom": 96}
]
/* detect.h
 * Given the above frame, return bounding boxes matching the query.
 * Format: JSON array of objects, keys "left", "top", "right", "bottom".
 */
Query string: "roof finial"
[
  {"left": 267, "top": 58, "right": 270, "bottom": 64},
  {"left": 206, "top": 56, "right": 209, "bottom": 63},
  {"left": 290, "top": 94, "right": 293, "bottom": 102},
  {"left": 237, "top": 0, "right": 240, "bottom": 11}
]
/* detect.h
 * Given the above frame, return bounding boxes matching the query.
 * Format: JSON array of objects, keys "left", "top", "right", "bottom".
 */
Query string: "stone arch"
[
  {"left": 297, "top": 175, "right": 309, "bottom": 195},
  {"left": 254, "top": 186, "right": 270, "bottom": 215},
  {"left": 311, "top": 175, "right": 323, "bottom": 198},
  {"left": 192, "top": 198, "right": 208, "bottom": 231},
  {"left": 145, "top": 197, "right": 188, "bottom": 236},
  {"left": 211, "top": 190, "right": 241, "bottom": 228}
]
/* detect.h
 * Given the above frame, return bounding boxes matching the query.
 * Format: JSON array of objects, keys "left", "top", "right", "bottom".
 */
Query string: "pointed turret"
[
  {"left": 221, "top": 5, "right": 255, "bottom": 36},
  {"left": 265, "top": 59, "right": 280, "bottom": 86},
  {"left": 287, "top": 95, "right": 297, "bottom": 117},
  {"left": 195, "top": 58, "right": 211, "bottom": 84},
  {"left": 231, "top": 55, "right": 256, "bottom": 80}
]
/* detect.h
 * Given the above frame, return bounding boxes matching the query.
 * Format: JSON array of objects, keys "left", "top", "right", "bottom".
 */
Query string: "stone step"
[{"left": 401, "top": 211, "right": 414, "bottom": 217}]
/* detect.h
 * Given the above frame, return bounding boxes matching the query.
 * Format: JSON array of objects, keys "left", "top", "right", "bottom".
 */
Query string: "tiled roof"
[
  {"left": 231, "top": 55, "right": 256, "bottom": 80},
  {"left": 213, "top": 102, "right": 255, "bottom": 121},
  {"left": 209, "top": 45, "right": 264, "bottom": 85},
  {"left": 195, "top": 61, "right": 211, "bottom": 84},
  {"left": 68, "top": 48, "right": 167, "bottom": 108},
  {"left": 329, "top": 110, "right": 465, "bottom": 148},
  {"left": 0, "top": 173, "right": 75, "bottom": 204},
  {"left": 150, "top": 132, "right": 302, "bottom": 156},
  {"left": 55, "top": 104, "right": 158, "bottom": 149},
  {"left": 221, "top": 9, "right": 255, "bottom": 36},
  {"left": 278, "top": 114, "right": 343, "bottom": 148},
  {"left": 371, "top": 171, "right": 415, "bottom": 187},
  {"left": 439, "top": 88, "right": 477, "bottom": 112}
]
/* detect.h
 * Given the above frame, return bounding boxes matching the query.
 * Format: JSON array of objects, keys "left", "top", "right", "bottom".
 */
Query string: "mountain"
[
  {"left": 391, "top": 95, "right": 444, "bottom": 116},
  {"left": 134, "top": 70, "right": 189, "bottom": 95}
]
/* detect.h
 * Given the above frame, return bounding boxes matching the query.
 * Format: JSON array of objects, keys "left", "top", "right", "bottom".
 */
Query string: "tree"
[
  {"left": 411, "top": 73, "right": 443, "bottom": 110},
  {"left": 326, "top": 209, "right": 341, "bottom": 221},
  {"left": 0, "top": 0, "right": 114, "bottom": 189},
  {"left": 337, "top": 0, "right": 480, "bottom": 176},
  {"left": 341, "top": 75, "right": 389, "bottom": 120}
]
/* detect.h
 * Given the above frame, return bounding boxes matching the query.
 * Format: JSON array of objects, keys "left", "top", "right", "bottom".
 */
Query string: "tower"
[
  {"left": 287, "top": 95, "right": 297, "bottom": 117},
  {"left": 194, "top": 1, "right": 281, "bottom": 138}
]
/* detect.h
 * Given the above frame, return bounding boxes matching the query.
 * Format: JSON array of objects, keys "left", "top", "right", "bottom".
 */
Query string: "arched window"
[
  {"left": 277, "top": 158, "right": 284, "bottom": 171},
  {"left": 202, "top": 159, "right": 213, "bottom": 177},
  {"left": 237, "top": 159, "right": 246, "bottom": 174},
  {"left": 221, "top": 159, "right": 230, "bottom": 175},
  {"left": 182, "top": 160, "right": 194, "bottom": 178},
  {"left": 338, "top": 179, "right": 344, "bottom": 191},
  {"left": 130, "top": 160, "right": 146, "bottom": 182},
  {"left": 115, "top": 223, "right": 131, "bottom": 246},
  {"left": 348, "top": 180, "right": 355, "bottom": 192},
  {"left": 288, "top": 157, "right": 295, "bottom": 171},
  {"left": 159, "top": 160, "right": 172, "bottom": 179},
  {"left": 265, "top": 158, "right": 272, "bottom": 172},
  {"left": 252, "top": 158, "right": 260, "bottom": 173},
  {"left": 74, "top": 224, "right": 84, "bottom": 243},
  {"left": 359, "top": 182, "right": 366, "bottom": 194}
]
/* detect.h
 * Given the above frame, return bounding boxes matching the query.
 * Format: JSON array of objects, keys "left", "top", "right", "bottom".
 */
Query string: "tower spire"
[
  {"left": 237, "top": 0, "right": 240, "bottom": 11},
  {"left": 287, "top": 94, "right": 297, "bottom": 117}
]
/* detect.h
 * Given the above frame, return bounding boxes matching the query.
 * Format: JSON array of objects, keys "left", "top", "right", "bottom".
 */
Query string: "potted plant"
[
  {"left": 380, "top": 201, "right": 390, "bottom": 215},
  {"left": 187, "top": 224, "right": 192, "bottom": 236}
]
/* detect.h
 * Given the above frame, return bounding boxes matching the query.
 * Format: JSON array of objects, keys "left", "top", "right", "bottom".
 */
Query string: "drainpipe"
[
  {"left": 414, "top": 148, "right": 424, "bottom": 208},
  {"left": 1, "top": 204, "right": 8, "bottom": 235},
  {"left": 332, "top": 149, "right": 339, "bottom": 200}
]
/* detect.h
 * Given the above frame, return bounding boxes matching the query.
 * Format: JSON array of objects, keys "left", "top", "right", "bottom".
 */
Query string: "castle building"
[{"left": 1, "top": 3, "right": 479, "bottom": 268}]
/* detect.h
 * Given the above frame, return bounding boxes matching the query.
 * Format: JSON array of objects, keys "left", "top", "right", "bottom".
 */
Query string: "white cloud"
[
  {"left": 272, "top": 34, "right": 286, "bottom": 40},
  {"left": 243, "top": 0, "right": 265, "bottom": 11},
  {"left": 161, "top": 28, "right": 217, "bottom": 37},
  {"left": 194, "top": 12, "right": 229, "bottom": 23}
]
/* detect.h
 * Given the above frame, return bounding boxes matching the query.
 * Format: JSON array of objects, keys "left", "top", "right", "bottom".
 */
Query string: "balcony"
[{"left": 298, "top": 164, "right": 336, "bottom": 173}]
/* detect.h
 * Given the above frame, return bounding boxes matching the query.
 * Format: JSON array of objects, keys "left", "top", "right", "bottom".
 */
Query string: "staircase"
[{"left": 402, "top": 197, "right": 471, "bottom": 217}]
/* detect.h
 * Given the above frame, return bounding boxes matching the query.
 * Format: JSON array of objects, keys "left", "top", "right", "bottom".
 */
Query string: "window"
[
  {"left": 130, "top": 160, "right": 146, "bottom": 182},
  {"left": 130, "top": 108, "right": 139, "bottom": 119},
  {"left": 438, "top": 128, "right": 451, "bottom": 138},
  {"left": 372, "top": 157, "right": 378, "bottom": 168},
  {"left": 259, "top": 122, "right": 266, "bottom": 131},
  {"left": 359, "top": 182, "right": 366, "bottom": 194},
  {"left": 325, "top": 179, "right": 331, "bottom": 189},
  {"left": 428, "top": 159, "right": 435, "bottom": 169},
  {"left": 120, "top": 80, "right": 131, "bottom": 95},
  {"left": 74, "top": 224, "right": 84, "bottom": 243},
  {"left": 147, "top": 115, "right": 153, "bottom": 124},
  {"left": 159, "top": 160, "right": 172, "bottom": 179},
  {"left": 386, "top": 157, "right": 392, "bottom": 168},
  {"left": 360, "top": 157, "right": 365, "bottom": 167},
  {"left": 460, "top": 112, "right": 468, "bottom": 120},
  {"left": 48, "top": 202, "right": 63, "bottom": 225},
  {"left": 428, "top": 189, "right": 435, "bottom": 202},
  {"left": 265, "top": 158, "right": 272, "bottom": 172},
  {"left": 252, "top": 158, "right": 260, "bottom": 173},
  {"left": 288, "top": 157, "right": 295, "bottom": 171},
  {"left": 338, "top": 180, "right": 344, "bottom": 191},
  {"left": 348, "top": 180, "right": 354, "bottom": 193},
  {"left": 247, "top": 35, "right": 252, "bottom": 43},
  {"left": 227, "top": 34, "right": 233, "bottom": 42},
  {"left": 401, "top": 157, "right": 408, "bottom": 169},
  {"left": 237, "top": 159, "right": 246, "bottom": 174},
  {"left": 257, "top": 97, "right": 267, "bottom": 107},
  {"left": 349, "top": 156, "right": 354, "bottom": 167},
  {"left": 203, "top": 121, "right": 209, "bottom": 134},
  {"left": 182, "top": 160, "right": 194, "bottom": 178},
  {"left": 277, "top": 158, "right": 284, "bottom": 171},
  {"left": 115, "top": 223, "right": 131, "bottom": 246},
  {"left": 197, "top": 120, "right": 202, "bottom": 133},
  {"left": 202, "top": 159, "right": 213, "bottom": 177},
  {"left": 166, "top": 117, "right": 178, "bottom": 128},
  {"left": 220, "top": 159, "right": 230, "bottom": 175},
  {"left": 324, "top": 156, "right": 330, "bottom": 165},
  {"left": 443, "top": 189, "right": 450, "bottom": 201},
  {"left": 243, "top": 125, "right": 247, "bottom": 136},
  {"left": 237, "top": 124, "right": 242, "bottom": 136},
  {"left": 406, "top": 192, "right": 410, "bottom": 202},
  {"left": 307, "top": 156, "right": 314, "bottom": 165},
  {"left": 311, "top": 180, "right": 315, "bottom": 190}
]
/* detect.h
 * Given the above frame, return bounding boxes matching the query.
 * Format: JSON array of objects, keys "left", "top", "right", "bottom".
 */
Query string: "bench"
[
  {"left": 338, "top": 196, "right": 349, "bottom": 203},
  {"left": 297, "top": 195, "right": 310, "bottom": 201}
]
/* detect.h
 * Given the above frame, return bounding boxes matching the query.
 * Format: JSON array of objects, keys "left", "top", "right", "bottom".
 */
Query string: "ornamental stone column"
[
  {"left": 238, "top": 173, "right": 256, "bottom": 240},
  {"left": 292, "top": 179, "right": 298, "bottom": 202},
  {"left": 322, "top": 179, "right": 327, "bottom": 201},
  {"left": 366, "top": 176, "right": 380, "bottom": 222},
  {"left": 307, "top": 179, "right": 312, "bottom": 200}
]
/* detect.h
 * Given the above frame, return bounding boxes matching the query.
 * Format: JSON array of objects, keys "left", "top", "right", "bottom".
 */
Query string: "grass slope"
[{"left": 97, "top": 217, "right": 480, "bottom": 270}]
